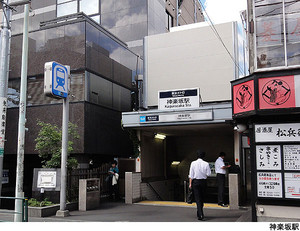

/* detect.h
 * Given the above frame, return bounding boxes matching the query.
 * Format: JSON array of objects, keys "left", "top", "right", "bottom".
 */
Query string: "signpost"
[{"left": 44, "top": 61, "right": 70, "bottom": 217}]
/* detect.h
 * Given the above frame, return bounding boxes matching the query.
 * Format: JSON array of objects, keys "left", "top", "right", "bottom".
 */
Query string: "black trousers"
[
  {"left": 217, "top": 173, "right": 225, "bottom": 204},
  {"left": 192, "top": 179, "right": 207, "bottom": 218}
]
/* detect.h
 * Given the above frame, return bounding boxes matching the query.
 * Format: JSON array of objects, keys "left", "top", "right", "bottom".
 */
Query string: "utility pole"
[
  {"left": 14, "top": 2, "right": 30, "bottom": 222},
  {"left": 176, "top": 0, "right": 179, "bottom": 27},
  {"left": 0, "top": 0, "right": 12, "bottom": 200}
]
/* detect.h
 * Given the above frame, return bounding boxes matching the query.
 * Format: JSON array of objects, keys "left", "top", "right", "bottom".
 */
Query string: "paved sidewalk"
[{"left": 0, "top": 201, "right": 250, "bottom": 222}]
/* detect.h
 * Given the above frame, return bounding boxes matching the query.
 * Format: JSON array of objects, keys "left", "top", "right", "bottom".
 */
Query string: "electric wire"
[{"left": 198, "top": 0, "right": 245, "bottom": 76}]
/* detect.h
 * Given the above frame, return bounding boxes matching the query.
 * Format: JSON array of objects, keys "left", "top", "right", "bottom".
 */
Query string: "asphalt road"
[{"left": 0, "top": 201, "right": 250, "bottom": 222}]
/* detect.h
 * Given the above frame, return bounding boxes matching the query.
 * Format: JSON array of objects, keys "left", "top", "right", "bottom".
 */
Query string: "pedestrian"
[
  {"left": 108, "top": 160, "right": 119, "bottom": 200},
  {"left": 215, "top": 152, "right": 231, "bottom": 207},
  {"left": 189, "top": 149, "right": 211, "bottom": 220}
]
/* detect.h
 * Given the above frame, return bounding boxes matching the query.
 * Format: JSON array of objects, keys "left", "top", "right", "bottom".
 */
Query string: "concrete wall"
[
  {"left": 145, "top": 21, "right": 237, "bottom": 107},
  {"left": 125, "top": 172, "right": 142, "bottom": 204}
]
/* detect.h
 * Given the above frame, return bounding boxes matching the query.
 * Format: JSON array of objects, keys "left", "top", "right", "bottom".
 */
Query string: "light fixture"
[
  {"left": 171, "top": 161, "right": 180, "bottom": 166},
  {"left": 234, "top": 124, "right": 247, "bottom": 133},
  {"left": 155, "top": 133, "right": 166, "bottom": 140}
]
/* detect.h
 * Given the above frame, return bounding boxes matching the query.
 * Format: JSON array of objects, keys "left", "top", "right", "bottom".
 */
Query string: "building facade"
[
  {"left": 1, "top": 0, "right": 204, "bottom": 199},
  {"left": 231, "top": 0, "right": 300, "bottom": 221},
  {"left": 122, "top": 21, "right": 246, "bottom": 203}
]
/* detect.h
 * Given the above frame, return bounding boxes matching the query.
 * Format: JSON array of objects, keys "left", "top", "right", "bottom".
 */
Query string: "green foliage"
[
  {"left": 35, "top": 120, "right": 80, "bottom": 170},
  {"left": 128, "top": 129, "right": 140, "bottom": 158},
  {"left": 28, "top": 198, "right": 55, "bottom": 207}
]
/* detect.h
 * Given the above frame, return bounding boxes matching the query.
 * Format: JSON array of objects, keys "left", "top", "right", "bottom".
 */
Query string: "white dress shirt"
[
  {"left": 189, "top": 158, "right": 211, "bottom": 179},
  {"left": 215, "top": 157, "right": 226, "bottom": 174}
]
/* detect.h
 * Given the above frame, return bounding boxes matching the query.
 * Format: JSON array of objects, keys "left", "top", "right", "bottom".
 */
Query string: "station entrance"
[{"left": 137, "top": 123, "right": 236, "bottom": 203}]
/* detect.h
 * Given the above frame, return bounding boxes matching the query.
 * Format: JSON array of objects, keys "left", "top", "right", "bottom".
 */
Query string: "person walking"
[
  {"left": 189, "top": 150, "right": 211, "bottom": 220},
  {"left": 215, "top": 152, "right": 231, "bottom": 207}
]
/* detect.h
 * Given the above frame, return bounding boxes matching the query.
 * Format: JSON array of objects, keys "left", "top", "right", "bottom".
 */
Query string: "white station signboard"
[{"left": 158, "top": 88, "right": 200, "bottom": 111}]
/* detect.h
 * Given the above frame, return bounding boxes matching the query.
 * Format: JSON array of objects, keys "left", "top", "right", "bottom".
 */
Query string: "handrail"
[{"left": 0, "top": 196, "right": 28, "bottom": 222}]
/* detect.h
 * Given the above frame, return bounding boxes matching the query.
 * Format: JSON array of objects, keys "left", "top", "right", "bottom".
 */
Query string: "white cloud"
[{"left": 204, "top": 0, "right": 247, "bottom": 24}]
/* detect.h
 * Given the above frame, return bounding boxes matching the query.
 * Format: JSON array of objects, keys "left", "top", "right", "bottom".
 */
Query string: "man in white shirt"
[
  {"left": 215, "top": 152, "right": 231, "bottom": 207},
  {"left": 189, "top": 150, "right": 211, "bottom": 220}
]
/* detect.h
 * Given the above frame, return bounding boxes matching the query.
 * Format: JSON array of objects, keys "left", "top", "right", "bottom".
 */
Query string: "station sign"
[
  {"left": 139, "top": 110, "right": 213, "bottom": 124},
  {"left": 44, "top": 62, "right": 69, "bottom": 99},
  {"left": 158, "top": 88, "right": 200, "bottom": 111}
]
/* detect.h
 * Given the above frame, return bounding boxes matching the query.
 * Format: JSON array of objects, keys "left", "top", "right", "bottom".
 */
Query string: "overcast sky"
[{"left": 201, "top": 0, "right": 247, "bottom": 24}]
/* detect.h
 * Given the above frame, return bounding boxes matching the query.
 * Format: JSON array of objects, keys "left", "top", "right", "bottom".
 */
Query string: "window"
[
  {"left": 57, "top": 0, "right": 78, "bottom": 17},
  {"left": 254, "top": 0, "right": 300, "bottom": 70},
  {"left": 57, "top": 0, "right": 101, "bottom": 25}
]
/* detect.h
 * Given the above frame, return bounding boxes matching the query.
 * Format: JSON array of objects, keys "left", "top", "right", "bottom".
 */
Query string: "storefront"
[{"left": 231, "top": 69, "right": 300, "bottom": 221}]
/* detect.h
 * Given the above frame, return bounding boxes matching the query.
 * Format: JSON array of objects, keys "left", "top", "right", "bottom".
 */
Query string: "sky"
[{"left": 201, "top": 0, "right": 247, "bottom": 24}]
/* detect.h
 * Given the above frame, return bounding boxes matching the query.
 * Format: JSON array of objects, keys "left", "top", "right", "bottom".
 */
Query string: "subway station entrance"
[{"left": 122, "top": 102, "right": 248, "bottom": 204}]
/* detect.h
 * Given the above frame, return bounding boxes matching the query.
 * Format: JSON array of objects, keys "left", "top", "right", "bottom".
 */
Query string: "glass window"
[
  {"left": 91, "top": 15, "right": 101, "bottom": 24},
  {"left": 57, "top": 1, "right": 78, "bottom": 17},
  {"left": 79, "top": 0, "right": 99, "bottom": 15},
  {"left": 254, "top": 0, "right": 300, "bottom": 69}
]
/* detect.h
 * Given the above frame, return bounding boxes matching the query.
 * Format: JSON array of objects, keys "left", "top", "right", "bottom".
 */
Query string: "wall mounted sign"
[
  {"left": 158, "top": 88, "right": 200, "bottom": 111},
  {"left": 257, "top": 172, "right": 282, "bottom": 198},
  {"left": 259, "top": 75, "right": 300, "bottom": 110},
  {"left": 255, "top": 123, "right": 300, "bottom": 142},
  {"left": 139, "top": 110, "right": 213, "bottom": 124},
  {"left": 233, "top": 80, "right": 255, "bottom": 114},
  {"left": 284, "top": 173, "right": 300, "bottom": 199},
  {"left": 284, "top": 145, "right": 300, "bottom": 170},
  {"left": 256, "top": 145, "right": 281, "bottom": 170},
  {"left": 37, "top": 171, "right": 57, "bottom": 188}
]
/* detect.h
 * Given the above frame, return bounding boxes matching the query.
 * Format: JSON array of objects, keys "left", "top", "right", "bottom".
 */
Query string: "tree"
[{"left": 35, "top": 120, "right": 79, "bottom": 170}]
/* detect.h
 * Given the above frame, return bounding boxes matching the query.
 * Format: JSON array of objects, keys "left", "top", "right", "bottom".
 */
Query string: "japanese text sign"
[
  {"left": 284, "top": 145, "right": 300, "bottom": 170},
  {"left": 285, "top": 173, "right": 300, "bottom": 199},
  {"left": 158, "top": 88, "right": 200, "bottom": 111},
  {"left": 257, "top": 172, "right": 282, "bottom": 198},
  {"left": 255, "top": 123, "right": 300, "bottom": 142},
  {"left": 256, "top": 145, "right": 281, "bottom": 170}
]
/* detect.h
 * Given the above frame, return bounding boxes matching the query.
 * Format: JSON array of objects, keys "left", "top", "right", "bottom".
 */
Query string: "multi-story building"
[
  {"left": 1, "top": 0, "right": 204, "bottom": 199},
  {"left": 231, "top": 0, "right": 300, "bottom": 221},
  {"left": 10, "top": 0, "right": 204, "bottom": 56}
]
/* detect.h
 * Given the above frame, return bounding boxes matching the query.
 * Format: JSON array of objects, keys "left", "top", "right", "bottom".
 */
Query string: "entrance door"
[{"left": 242, "top": 148, "right": 252, "bottom": 202}]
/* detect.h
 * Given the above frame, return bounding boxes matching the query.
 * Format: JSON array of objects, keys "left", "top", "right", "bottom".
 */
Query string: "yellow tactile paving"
[{"left": 136, "top": 201, "right": 230, "bottom": 209}]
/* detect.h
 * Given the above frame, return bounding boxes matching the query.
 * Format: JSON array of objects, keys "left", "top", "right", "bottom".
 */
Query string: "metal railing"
[{"left": 0, "top": 197, "right": 28, "bottom": 222}]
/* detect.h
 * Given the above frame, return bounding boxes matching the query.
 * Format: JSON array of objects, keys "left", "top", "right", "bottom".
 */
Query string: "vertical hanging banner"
[{"left": 0, "top": 97, "right": 7, "bottom": 157}]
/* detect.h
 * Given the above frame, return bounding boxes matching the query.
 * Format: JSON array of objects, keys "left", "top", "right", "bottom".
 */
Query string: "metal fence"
[
  {"left": 0, "top": 197, "right": 28, "bottom": 222},
  {"left": 67, "top": 163, "right": 110, "bottom": 202}
]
